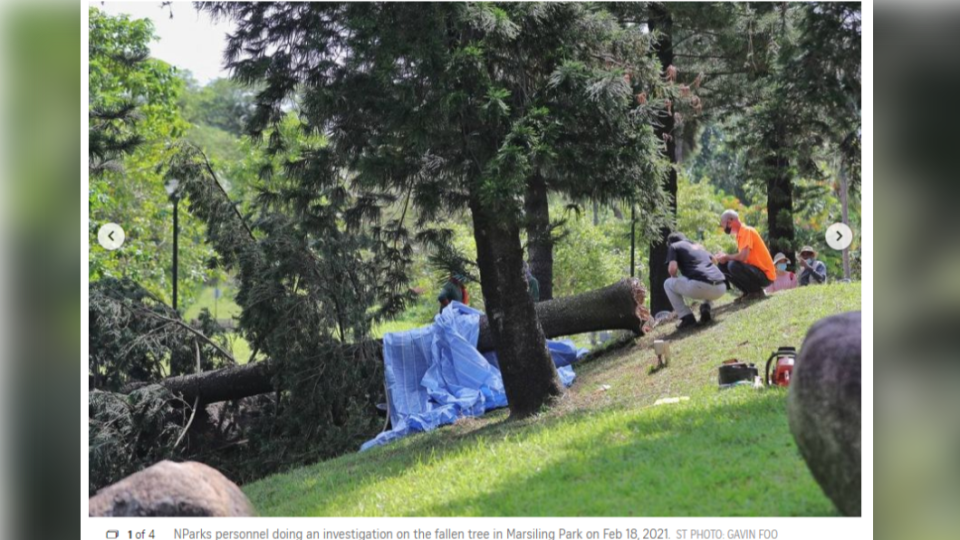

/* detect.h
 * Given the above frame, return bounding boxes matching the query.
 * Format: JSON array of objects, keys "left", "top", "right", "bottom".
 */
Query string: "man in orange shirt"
[{"left": 715, "top": 209, "right": 777, "bottom": 301}]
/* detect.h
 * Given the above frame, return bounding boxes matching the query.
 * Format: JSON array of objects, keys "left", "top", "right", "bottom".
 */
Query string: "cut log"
[
  {"left": 476, "top": 278, "right": 650, "bottom": 351},
  {"left": 136, "top": 278, "right": 649, "bottom": 406}
]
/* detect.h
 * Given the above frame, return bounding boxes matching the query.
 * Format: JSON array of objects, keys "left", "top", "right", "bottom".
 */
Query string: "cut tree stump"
[{"left": 129, "top": 278, "right": 650, "bottom": 406}]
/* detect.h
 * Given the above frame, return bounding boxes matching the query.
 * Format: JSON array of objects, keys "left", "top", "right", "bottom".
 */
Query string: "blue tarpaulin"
[{"left": 361, "top": 301, "right": 586, "bottom": 450}]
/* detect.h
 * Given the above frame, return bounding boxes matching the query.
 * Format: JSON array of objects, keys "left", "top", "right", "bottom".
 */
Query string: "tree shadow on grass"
[
  {"left": 246, "top": 405, "right": 600, "bottom": 516},
  {"left": 713, "top": 298, "right": 768, "bottom": 318},
  {"left": 418, "top": 391, "right": 840, "bottom": 517}
]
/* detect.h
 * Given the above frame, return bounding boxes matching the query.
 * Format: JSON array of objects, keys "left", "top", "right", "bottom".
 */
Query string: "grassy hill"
[{"left": 243, "top": 282, "right": 861, "bottom": 516}]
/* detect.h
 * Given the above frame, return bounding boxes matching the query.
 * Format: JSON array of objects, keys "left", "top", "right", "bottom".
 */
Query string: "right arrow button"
[{"left": 826, "top": 222, "right": 853, "bottom": 251}]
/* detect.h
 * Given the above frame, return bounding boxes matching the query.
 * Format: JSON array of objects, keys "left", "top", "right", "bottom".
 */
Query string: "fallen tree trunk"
[
  {"left": 150, "top": 358, "right": 276, "bottom": 408},
  {"left": 135, "top": 279, "right": 649, "bottom": 406},
  {"left": 477, "top": 278, "right": 649, "bottom": 351}
]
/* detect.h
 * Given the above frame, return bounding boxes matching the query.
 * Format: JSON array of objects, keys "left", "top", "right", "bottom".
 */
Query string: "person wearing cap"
[
  {"left": 437, "top": 273, "right": 469, "bottom": 312},
  {"left": 766, "top": 252, "right": 798, "bottom": 293},
  {"left": 714, "top": 209, "right": 777, "bottom": 301},
  {"left": 797, "top": 245, "right": 828, "bottom": 286},
  {"left": 664, "top": 231, "right": 727, "bottom": 329}
]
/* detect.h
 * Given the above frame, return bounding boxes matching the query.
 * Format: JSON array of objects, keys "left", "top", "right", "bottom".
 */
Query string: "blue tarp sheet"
[{"left": 361, "top": 301, "right": 586, "bottom": 450}]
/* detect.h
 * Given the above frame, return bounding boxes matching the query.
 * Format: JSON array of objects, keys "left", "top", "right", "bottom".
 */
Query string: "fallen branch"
[
  {"left": 173, "top": 340, "right": 202, "bottom": 450},
  {"left": 145, "top": 311, "right": 238, "bottom": 365}
]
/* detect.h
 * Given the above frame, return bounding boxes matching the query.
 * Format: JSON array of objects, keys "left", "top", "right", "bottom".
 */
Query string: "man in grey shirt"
[
  {"left": 797, "top": 245, "right": 828, "bottom": 286},
  {"left": 664, "top": 232, "right": 728, "bottom": 329}
]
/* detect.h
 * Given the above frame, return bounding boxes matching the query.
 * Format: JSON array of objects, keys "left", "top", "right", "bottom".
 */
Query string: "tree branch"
[
  {"left": 173, "top": 339, "right": 202, "bottom": 450},
  {"left": 142, "top": 309, "right": 238, "bottom": 365}
]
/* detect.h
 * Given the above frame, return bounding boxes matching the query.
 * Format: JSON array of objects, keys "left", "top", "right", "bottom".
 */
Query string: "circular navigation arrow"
[
  {"left": 825, "top": 222, "right": 853, "bottom": 251},
  {"left": 98, "top": 223, "right": 125, "bottom": 251}
]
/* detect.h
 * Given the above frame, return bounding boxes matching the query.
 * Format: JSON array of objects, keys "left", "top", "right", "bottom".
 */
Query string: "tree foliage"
[
  {"left": 89, "top": 277, "right": 236, "bottom": 390},
  {"left": 89, "top": 7, "right": 214, "bottom": 308},
  {"left": 180, "top": 75, "right": 259, "bottom": 138},
  {"left": 161, "top": 138, "right": 395, "bottom": 471},
  {"left": 198, "top": 1, "right": 672, "bottom": 416}
]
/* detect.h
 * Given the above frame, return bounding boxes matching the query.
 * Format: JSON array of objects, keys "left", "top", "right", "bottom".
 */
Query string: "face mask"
[
  {"left": 805, "top": 257, "right": 814, "bottom": 265},
  {"left": 776, "top": 263, "right": 787, "bottom": 272},
  {"left": 724, "top": 225, "right": 732, "bottom": 235}
]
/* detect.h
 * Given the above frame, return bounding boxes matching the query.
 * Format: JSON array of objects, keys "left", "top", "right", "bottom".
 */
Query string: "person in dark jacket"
[
  {"left": 797, "top": 246, "right": 828, "bottom": 286},
  {"left": 664, "top": 231, "right": 727, "bottom": 329}
]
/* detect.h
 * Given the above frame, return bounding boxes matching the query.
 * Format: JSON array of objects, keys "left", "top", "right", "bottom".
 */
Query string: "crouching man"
[
  {"left": 664, "top": 232, "right": 727, "bottom": 330},
  {"left": 715, "top": 209, "right": 777, "bottom": 302}
]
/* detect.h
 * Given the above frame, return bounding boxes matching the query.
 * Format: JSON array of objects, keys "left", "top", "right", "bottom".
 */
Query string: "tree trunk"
[
  {"left": 146, "top": 358, "right": 276, "bottom": 407},
  {"left": 839, "top": 159, "right": 851, "bottom": 279},
  {"left": 523, "top": 174, "right": 553, "bottom": 301},
  {"left": 765, "top": 127, "right": 795, "bottom": 263},
  {"left": 470, "top": 196, "right": 563, "bottom": 418},
  {"left": 131, "top": 280, "right": 650, "bottom": 406},
  {"left": 648, "top": 4, "right": 678, "bottom": 315},
  {"left": 476, "top": 278, "right": 649, "bottom": 351}
]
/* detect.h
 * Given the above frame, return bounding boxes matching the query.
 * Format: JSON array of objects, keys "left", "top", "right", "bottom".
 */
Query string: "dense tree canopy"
[{"left": 198, "top": 1, "right": 672, "bottom": 415}]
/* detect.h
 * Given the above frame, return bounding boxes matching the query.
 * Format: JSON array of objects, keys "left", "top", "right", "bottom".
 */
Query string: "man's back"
[{"left": 667, "top": 240, "right": 725, "bottom": 283}]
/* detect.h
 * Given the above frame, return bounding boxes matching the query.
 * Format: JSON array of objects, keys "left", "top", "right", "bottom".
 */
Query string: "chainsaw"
[{"left": 765, "top": 346, "right": 797, "bottom": 387}]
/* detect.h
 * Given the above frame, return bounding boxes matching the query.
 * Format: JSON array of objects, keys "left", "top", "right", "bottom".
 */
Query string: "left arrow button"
[{"left": 98, "top": 223, "right": 125, "bottom": 251}]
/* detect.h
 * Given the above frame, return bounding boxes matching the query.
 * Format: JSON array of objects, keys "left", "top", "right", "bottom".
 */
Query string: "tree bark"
[
  {"left": 839, "top": 160, "right": 851, "bottom": 279},
  {"left": 476, "top": 278, "right": 650, "bottom": 352},
  {"left": 132, "top": 279, "right": 650, "bottom": 406},
  {"left": 146, "top": 358, "right": 276, "bottom": 407},
  {"left": 765, "top": 126, "right": 795, "bottom": 263},
  {"left": 523, "top": 174, "right": 553, "bottom": 301},
  {"left": 648, "top": 4, "right": 678, "bottom": 315},
  {"left": 470, "top": 196, "right": 563, "bottom": 418}
]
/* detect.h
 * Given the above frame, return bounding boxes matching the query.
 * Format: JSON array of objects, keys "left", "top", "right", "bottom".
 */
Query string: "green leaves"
[
  {"left": 483, "top": 86, "right": 512, "bottom": 119},
  {"left": 89, "top": 8, "right": 213, "bottom": 308},
  {"left": 462, "top": 4, "right": 520, "bottom": 41}
]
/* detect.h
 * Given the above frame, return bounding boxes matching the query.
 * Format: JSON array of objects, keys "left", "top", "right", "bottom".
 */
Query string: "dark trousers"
[{"left": 721, "top": 260, "right": 772, "bottom": 294}]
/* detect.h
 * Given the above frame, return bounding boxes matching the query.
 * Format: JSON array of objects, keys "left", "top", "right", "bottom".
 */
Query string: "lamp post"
[
  {"left": 164, "top": 178, "right": 180, "bottom": 311},
  {"left": 630, "top": 206, "right": 636, "bottom": 278}
]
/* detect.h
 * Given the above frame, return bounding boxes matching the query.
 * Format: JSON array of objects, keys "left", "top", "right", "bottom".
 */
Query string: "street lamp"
[
  {"left": 164, "top": 178, "right": 181, "bottom": 311},
  {"left": 630, "top": 206, "right": 636, "bottom": 278}
]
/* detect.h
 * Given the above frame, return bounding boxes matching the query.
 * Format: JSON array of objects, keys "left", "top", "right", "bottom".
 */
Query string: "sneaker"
[
  {"left": 677, "top": 314, "right": 698, "bottom": 330},
  {"left": 699, "top": 303, "right": 712, "bottom": 324}
]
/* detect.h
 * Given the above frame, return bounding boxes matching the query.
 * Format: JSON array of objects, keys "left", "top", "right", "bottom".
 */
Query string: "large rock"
[
  {"left": 787, "top": 311, "right": 861, "bottom": 516},
  {"left": 89, "top": 460, "right": 255, "bottom": 517}
]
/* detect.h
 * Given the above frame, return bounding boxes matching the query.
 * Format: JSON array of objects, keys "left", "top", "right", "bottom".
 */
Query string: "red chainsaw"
[{"left": 765, "top": 346, "right": 797, "bottom": 387}]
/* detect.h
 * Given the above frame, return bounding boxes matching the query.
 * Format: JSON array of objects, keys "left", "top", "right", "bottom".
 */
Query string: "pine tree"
[
  {"left": 614, "top": 2, "right": 759, "bottom": 313},
  {"left": 88, "top": 7, "right": 151, "bottom": 175},
  {"left": 198, "top": 2, "right": 669, "bottom": 417}
]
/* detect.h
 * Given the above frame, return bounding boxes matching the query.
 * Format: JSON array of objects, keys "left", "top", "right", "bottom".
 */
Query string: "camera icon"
[{"left": 106, "top": 531, "right": 120, "bottom": 540}]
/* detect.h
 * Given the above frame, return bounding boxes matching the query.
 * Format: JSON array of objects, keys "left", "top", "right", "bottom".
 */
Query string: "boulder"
[
  {"left": 89, "top": 460, "right": 255, "bottom": 517},
  {"left": 787, "top": 311, "right": 861, "bottom": 516}
]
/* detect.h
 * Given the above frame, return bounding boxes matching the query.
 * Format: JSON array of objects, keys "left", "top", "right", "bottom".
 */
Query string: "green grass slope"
[{"left": 244, "top": 283, "right": 861, "bottom": 516}]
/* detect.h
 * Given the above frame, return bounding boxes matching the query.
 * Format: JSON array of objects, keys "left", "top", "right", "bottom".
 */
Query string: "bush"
[{"left": 553, "top": 214, "right": 623, "bottom": 298}]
